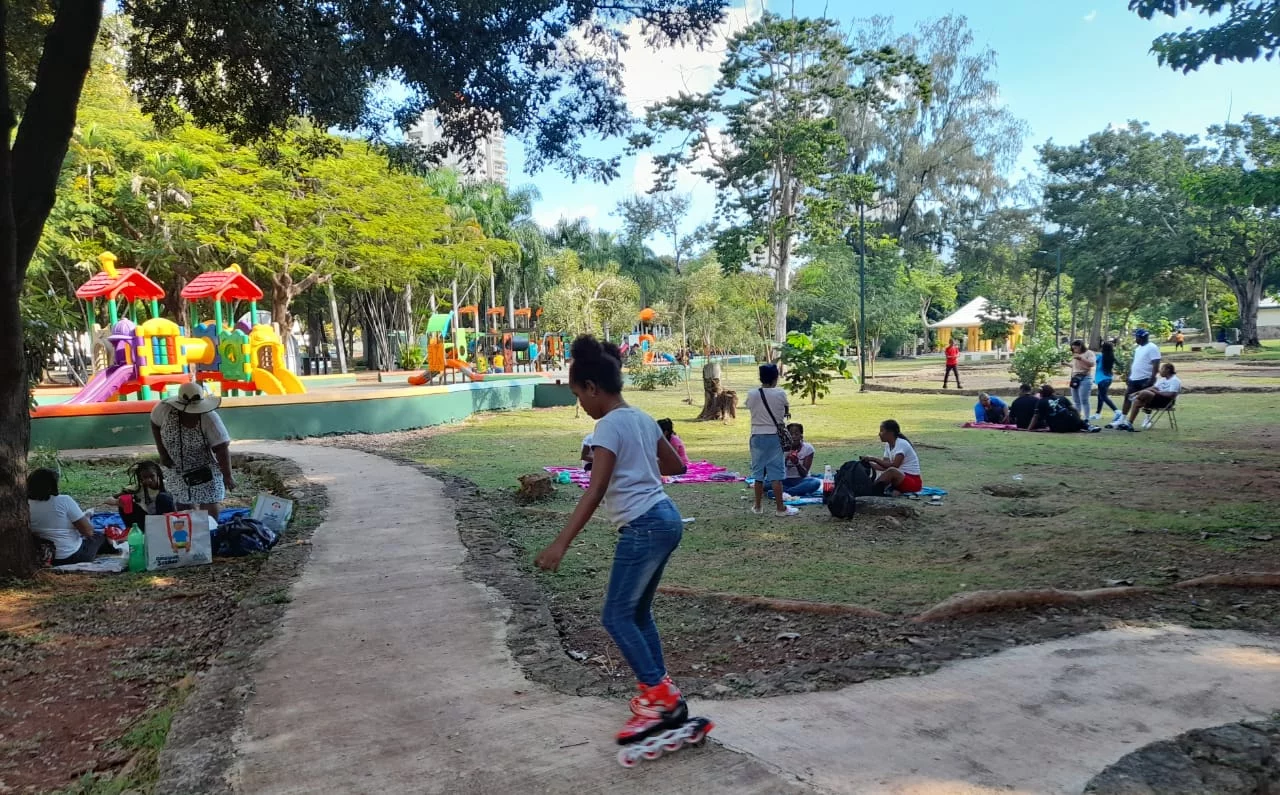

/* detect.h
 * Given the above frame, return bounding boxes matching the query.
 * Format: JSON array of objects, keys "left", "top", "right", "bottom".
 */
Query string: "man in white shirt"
[
  {"left": 1117, "top": 362, "right": 1181, "bottom": 431},
  {"left": 1121, "top": 328, "right": 1162, "bottom": 418}
]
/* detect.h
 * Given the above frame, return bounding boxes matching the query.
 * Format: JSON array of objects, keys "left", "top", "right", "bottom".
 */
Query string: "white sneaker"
[
  {"left": 1112, "top": 411, "right": 1123, "bottom": 423},
  {"left": 776, "top": 506, "right": 800, "bottom": 517},
  {"left": 1141, "top": 418, "right": 1154, "bottom": 430},
  {"left": 1089, "top": 413, "right": 1100, "bottom": 421}
]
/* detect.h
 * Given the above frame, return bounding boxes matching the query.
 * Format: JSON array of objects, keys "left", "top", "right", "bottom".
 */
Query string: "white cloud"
[
  {"left": 533, "top": 204, "right": 600, "bottom": 229},
  {"left": 610, "top": 0, "right": 766, "bottom": 114},
  {"left": 1083, "top": 10, "right": 1098, "bottom": 23}
]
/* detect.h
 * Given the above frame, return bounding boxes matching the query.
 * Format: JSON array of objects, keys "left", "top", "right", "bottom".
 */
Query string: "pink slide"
[{"left": 66, "top": 366, "right": 133, "bottom": 405}]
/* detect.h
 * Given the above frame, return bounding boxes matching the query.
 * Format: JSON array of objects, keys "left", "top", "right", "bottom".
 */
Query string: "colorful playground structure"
[
  {"left": 627, "top": 307, "right": 676, "bottom": 365},
  {"left": 68, "top": 253, "right": 305, "bottom": 404},
  {"left": 408, "top": 308, "right": 566, "bottom": 386}
]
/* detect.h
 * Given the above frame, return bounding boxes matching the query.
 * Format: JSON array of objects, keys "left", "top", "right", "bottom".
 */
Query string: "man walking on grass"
[{"left": 943, "top": 340, "right": 961, "bottom": 389}]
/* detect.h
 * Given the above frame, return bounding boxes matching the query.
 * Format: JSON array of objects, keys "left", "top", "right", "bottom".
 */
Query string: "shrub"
[
  {"left": 397, "top": 344, "right": 425, "bottom": 372},
  {"left": 629, "top": 360, "right": 683, "bottom": 391},
  {"left": 1009, "top": 335, "right": 1070, "bottom": 387},
  {"left": 781, "top": 331, "right": 850, "bottom": 404}
]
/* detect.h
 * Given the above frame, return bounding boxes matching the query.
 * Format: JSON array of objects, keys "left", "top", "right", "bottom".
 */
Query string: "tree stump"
[
  {"left": 515, "top": 473, "right": 555, "bottom": 504},
  {"left": 697, "top": 362, "right": 738, "bottom": 421}
]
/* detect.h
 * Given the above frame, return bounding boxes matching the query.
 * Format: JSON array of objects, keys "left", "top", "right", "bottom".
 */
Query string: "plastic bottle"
[
  {"left": 127, "top": 524, "right": 146, "bottom": 572},
  {"left": 822, "top": 465, "right": 835, "bottom": 494}
]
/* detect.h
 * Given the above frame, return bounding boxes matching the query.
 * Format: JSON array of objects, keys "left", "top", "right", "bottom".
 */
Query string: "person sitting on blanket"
[
  {"left": 861, "top": 420, "right": 923, "bottom": 497},
  {"left": 974, "top": 392, "right": 1009, "bottom": 424},
  {"left": 657, "top": 418, "right": 691, "bottom": 467},
  {"left": 766, "top": 423, "right": 822, "bottom": 500},
  {"left": 1027, "top": 384, "right": 1097, "bottom": 433},
  {"left": 27, "top": 467, "right": 119, "bottom": 566},
  {"left": 1115, "top": 362, "right": 1181, "bottom": 432},
  {"left": 1007, "top": 383, "right": 1039, "bottom": 429},
  {"left": 580, "top": 433, "right": 594, "bottom": 471},
  {"left": 109, "top": 460, "right": 176, "bottom": 529}
]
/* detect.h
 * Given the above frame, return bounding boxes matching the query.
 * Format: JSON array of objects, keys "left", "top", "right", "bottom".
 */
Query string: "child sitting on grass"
[
  {"left": 765, "top": 423, "right": 822, "bottom": 500},
  {"left": 657, "top": 418, "right": 691, "bottom": 467},
  {"left": 110, "top": 460, "right": 176, "bottom": 528}
]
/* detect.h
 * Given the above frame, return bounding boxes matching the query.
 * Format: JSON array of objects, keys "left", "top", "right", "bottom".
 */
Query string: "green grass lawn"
[{"left": 402, "top": 365, "right": 1280, "bottom": 613}]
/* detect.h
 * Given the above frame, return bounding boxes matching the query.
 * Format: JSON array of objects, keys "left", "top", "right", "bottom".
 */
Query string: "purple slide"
[{"left": 66, "top": 366, "right": 134, "bottom": 405}]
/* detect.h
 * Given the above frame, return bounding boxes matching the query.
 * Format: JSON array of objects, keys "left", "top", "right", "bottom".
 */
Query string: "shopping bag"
[
  {"left": 145, "top": 511, "right": 213, "bottom": 571},
  {"left": 250, "top": 493, "right": 294, "bottom": 534}
]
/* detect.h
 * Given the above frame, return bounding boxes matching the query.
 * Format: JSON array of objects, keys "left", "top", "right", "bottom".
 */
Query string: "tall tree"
[
  {"left": 614, "top": 190, "right": 702, "bottom": 273},
  {"left": 0, "top": 0, "right": 728, "bottom": 577},
  {"left": 1130, "top": 0, "right": 1280, "bottom": 72},
  {"left": 842, "top": 15, "right": 1026, "bottom": 251}
]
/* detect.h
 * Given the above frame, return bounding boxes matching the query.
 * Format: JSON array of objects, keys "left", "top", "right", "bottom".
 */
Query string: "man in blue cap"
[{"left": 1109, "top": 328, "right": 1162, "bottom": 430}]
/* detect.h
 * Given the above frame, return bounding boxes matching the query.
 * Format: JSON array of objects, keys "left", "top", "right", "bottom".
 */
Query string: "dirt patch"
[
  {"left": 1086, "top": 718, "right": 1280, "bottom": 794},
  {"left": 0, "top": 454, "right": 325, "bottom": 795}
]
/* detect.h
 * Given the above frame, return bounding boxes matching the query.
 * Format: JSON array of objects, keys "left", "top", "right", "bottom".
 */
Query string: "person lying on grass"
[
  {"left": 860, "top": 419, "right": 923, "bottom": 497},
  {"left": 974, "top": 392, "right": 1010, "bottom": 424},
  {"left": 1027, "top": 384, "right": 1098, "bottom": 433},
  {"left": 766, "top": 423, "right": 822, "bottom": 500},
  {"left": 534, "top": 335, "right": 690, "bottom": 744}
]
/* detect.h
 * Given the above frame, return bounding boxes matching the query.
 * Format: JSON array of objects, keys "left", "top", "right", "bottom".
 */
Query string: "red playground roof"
[
  {"left": 181, "top": 269, "right": 264, "bottom": 301},
  {"left": 75, "top": 268, "right": 165, "bottom": 301}
]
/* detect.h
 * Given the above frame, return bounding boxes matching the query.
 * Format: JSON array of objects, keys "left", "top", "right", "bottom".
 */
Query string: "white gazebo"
[{"left": 929, "top": 297, "right": 1027, "bottom": 352}]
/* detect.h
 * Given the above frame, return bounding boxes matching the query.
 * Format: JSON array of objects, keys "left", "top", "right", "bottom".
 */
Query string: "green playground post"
[
  {"left": 250, "top": 301, "right": 259, "bottom": 324},
  {"left": 85, "top": 301, "right": 96, "bottom": 339},
  {"left": 214, "top": 299, "right": 224, "bottom": 330},
  {"left": 107, "top": 297, "right": 119, "bottom": 325},
  {"left": 130, "top": 301, "right": 138, "bottom": 324},
  {"left": 150, "top": 299, "right": 161, "bottom": 318}
]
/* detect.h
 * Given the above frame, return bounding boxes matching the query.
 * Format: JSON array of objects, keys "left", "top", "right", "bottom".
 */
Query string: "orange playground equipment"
[{"left": 408, "top": 312, "right": 485, "bottom": 385}]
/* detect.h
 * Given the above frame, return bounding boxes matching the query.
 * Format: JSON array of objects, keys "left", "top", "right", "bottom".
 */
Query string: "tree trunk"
[
  {"left": 1, "top": 0, "right": 103, "bottom": 578},
  {"left": 1228, "top": 266, "right": 1264, "bottom": 348},
  {"left": 1201, "top": 273, "right": 1213, "bottom": 343},
  {"left": 327, "top": 281, "right": 348, "bottom": 374},
  {"left": 696, "top": 362, "right": 737, "bottom": 421},
  {"left": 1068, "top": 296, "right": 1079, "bottom": 342},
  {"left": 1089, "top": 290, "right": 1105, "bottom": 349}
]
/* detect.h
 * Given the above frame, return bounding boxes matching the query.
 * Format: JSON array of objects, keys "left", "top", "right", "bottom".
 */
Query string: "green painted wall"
[
  {"left": 32, "top": 380, "right": 541, "bottom": 450},
  {"left": 533, "top": 382, "right": 576, "bottom": 408}
]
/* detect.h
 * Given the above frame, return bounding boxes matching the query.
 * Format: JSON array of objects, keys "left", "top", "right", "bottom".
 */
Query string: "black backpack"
[
  {"left": 1046, "top": 397, "right": 1085, "bottom": 433},
  {"left": 212, "top": 517, "right": 280, "bottom": 557},
  {"left": 825, "top": 460, "right": 877, "bottom": 519}
]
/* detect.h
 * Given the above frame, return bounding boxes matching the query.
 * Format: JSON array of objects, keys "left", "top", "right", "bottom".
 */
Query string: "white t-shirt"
[
  {"left": 745, "top": 387, "right": 789, "bottom": 435},
  {"left": 28, "top": 495, "right": 88, "bottom": 559},
  {"left": 589, "top": 406, "right": 667, "bottom": 528},
  {"left": 1155, "top": 375, "right": 1182, "bottom": 395},
  {"left": 785, "top": 442, "right": 816, "bottom": 479},
  {"left": 1129, "top": 342, "right": 1162, "bottom": 382},
  {"left": 149, "top": 403, "right": 231, "bottom": 446},
  {"left": 884, "top": 438, "right": 921, "bottom": 476}
]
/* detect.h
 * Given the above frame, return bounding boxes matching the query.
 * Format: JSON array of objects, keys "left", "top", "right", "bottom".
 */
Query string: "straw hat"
[{"left": 164, "top": 382, "right": 221, "bottom": 414}]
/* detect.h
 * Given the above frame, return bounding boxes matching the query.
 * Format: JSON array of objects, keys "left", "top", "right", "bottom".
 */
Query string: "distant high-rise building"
[{"left": 407, "top": 110, "right": 507, "bottom": 185}]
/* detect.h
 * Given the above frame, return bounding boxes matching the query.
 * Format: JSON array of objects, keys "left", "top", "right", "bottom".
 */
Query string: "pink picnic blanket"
[
  {"left": 962, "top": 422, "right": 1047, "bottom": 432},
  {"left": 545, "top": 461, "right": 742, "bottom": 488}
]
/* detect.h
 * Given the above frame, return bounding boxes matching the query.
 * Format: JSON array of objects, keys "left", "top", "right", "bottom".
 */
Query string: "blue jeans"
[
  {"left": 749, "top": 433, "right": 786, "bottom": 482},
  {"left": 601, "top": 498, "right": 683, "bottom": 686},
  {"left": 765, "top": 476, "right": 822, "bottom": 499},
  {"left": 1071, "top": 379, "right": 1093, "bottom": 420}
]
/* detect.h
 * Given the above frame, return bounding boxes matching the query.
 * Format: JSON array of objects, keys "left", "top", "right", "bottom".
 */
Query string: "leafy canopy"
[
  {"left": 119, "top": 0, "right": 728, "bottom": 180},
  {"left": 1130, "top": 0, "right": 1280, "bottom": 72}
]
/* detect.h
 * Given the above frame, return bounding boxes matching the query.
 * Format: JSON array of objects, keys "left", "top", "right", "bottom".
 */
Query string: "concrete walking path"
[{"left": 231, "top": 444, "right": 1280, "bottom": 794}]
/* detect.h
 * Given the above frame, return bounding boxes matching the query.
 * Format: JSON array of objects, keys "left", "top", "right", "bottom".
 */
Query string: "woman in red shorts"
[{"left": 860, "top": 419, "right": 923, "bottom": 497}]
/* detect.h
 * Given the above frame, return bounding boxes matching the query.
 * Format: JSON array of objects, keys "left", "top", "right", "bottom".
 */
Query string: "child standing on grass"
[
  {"left": 535, "top": 335, "right": 690, "bottom": 744},
  {"left": 657, "top": 418, "right": 691, "bottom": 467}
]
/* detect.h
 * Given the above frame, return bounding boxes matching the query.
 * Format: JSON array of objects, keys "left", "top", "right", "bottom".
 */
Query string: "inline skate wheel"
[
  {"left": 663, "top": 738, "right": 683, "bottom": 752},
  {"left": 617, "top": 748, "right": 638, "bottom": 768},
  {"left": 643, "top": 747, "right": 664, "bottom": 761}
]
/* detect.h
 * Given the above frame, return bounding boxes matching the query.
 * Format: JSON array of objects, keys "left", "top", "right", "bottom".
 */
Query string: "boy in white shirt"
[{"left": 1117, "top": 362, "right": 1181, "bottom": 431}]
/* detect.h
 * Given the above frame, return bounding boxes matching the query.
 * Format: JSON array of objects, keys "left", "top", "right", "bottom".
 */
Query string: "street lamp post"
[
  {"left": 1038, "top": 247, "right": 1064, "bottom": 342},
  {"left": 1055, "top": 247, "right": 1062, "bottom": 343},
  {"left": 858, "top": 201, "right": 867, "bottom": 392}
]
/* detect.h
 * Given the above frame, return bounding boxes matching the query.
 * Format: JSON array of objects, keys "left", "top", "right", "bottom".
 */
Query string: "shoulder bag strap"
[{"left": 758, "top": 388, "right": 782, "bottom": 427}]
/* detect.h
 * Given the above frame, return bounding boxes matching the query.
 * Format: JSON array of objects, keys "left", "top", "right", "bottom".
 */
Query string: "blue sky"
[{"left": 516, "top": 0, "right": 1278, "bottom": 251}]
